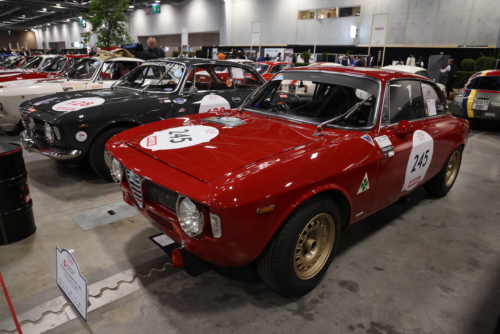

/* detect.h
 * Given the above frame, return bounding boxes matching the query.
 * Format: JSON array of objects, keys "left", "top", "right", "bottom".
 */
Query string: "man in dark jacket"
[
  {"left": 144, "top": 37, "right": 165, "bottom": 58},
  {"left": 440, "top": 58, "right": 457, "bottom": 99},
  {"left": 355, "top": 55, "right": 365, "bottom": 67}
]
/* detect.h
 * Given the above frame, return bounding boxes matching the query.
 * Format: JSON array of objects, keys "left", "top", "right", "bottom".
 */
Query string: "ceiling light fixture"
[
  {"left": 42, "top": 8, "right": 47, "bottom": 11},
  {"left": 78, "top": 16, "right": 82, "bottom": 19},
  {"left": 155, "top": 0, "right": 160, "bottom": 2},
  {"left": 129, "top": 5, "right": 134, "bottom": 8}
]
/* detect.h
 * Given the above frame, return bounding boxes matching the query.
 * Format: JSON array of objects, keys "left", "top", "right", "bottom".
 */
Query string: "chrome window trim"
[{"left": 241, "top": 69, "right": 382, "bottom": 131}]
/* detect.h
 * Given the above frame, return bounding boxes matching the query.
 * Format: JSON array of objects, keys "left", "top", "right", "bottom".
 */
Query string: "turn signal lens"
[{"left": 210, "top": 213, "right": 222, "bottom": 238}]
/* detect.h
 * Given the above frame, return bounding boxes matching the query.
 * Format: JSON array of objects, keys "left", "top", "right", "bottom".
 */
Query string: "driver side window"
[{"left": 388, "top": 80, "right": 425, "bottom": 124}]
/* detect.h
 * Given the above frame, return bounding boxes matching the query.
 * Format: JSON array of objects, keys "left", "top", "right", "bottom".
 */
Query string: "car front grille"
[
  {"left": 126, "top": 169, "right": 144, "bottom": 209},
  {"left": 148, "top": 210, "right": 174, "bottom": 232},
  {"left": 145, "top": 180, "right": 178, "bottom": 212}
]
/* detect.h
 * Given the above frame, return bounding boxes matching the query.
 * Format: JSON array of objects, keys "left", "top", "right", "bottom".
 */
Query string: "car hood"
[
  {"left": 121, "top": 113, "right": 321, "bottom": 182},
  {"left": 28, "top": 89, "right": 141, "bottom": 115},
  {"left": 0, "top": 71, "right": 50, "bottom": 84}
]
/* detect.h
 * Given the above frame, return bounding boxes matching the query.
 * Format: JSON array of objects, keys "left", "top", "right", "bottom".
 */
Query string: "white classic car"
[
  {"left": 0, "top": 54, "right": 58, "bottom": 73},
  {"left": 382, "top": 65, "right": 446, "bottom": 94},
  {"left": 0, "top": 57, "right": 144, "bottom": 126}
]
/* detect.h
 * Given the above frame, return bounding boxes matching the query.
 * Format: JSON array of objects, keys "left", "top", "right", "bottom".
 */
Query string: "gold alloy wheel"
[
  {"left": 445, "top": 150, "right": 461, "bottom": 187},
  {"left": 294, "top": 213, "right": 335, "bottom": 280}
]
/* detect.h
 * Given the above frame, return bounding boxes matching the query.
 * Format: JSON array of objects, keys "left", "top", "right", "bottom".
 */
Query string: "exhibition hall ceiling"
[{"left": 0, "top": 0, "right": 187, "bottom": 30}]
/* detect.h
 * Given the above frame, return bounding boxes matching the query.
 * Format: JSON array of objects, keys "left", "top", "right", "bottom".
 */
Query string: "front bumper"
[{"left": 20, "top": 130, "right": 82, "bottom": 160}]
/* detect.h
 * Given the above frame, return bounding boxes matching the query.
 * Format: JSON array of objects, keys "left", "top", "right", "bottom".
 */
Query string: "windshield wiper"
[{"left": 313, "top": 94, "right": 373, "bottom": 136}]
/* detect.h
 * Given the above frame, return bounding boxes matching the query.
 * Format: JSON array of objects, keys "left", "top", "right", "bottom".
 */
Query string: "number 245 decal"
[
  {"left": 411, "top": 150, "right": 429, "bottom": 173},
  {"left": 169, "top": 129, "right": 192, "bottom": 143}
]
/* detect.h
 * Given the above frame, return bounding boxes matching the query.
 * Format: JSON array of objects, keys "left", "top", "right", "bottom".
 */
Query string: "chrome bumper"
[{"left": 20, "top": 130, "right": 82, "bottom": 160}]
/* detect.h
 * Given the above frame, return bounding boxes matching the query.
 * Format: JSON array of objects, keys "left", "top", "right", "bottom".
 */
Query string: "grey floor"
[{"left": 0, "top": 118, "right": 499, "bottom": 334}]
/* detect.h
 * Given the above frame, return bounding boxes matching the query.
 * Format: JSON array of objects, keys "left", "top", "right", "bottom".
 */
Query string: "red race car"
[
  {"left": 105, "top": 66, "right": 470, "bottom": 296},
  {"left": 250, "top": 61, "right": 294, "bottom": 80}
]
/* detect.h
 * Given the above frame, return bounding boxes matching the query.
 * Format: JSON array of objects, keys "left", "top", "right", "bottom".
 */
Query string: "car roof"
[
  {"left": 65, "top": 54, "right": 88, "bottom": 58},
  {"left": 284, "top": 65, "right": 434, "bottom": 83},
  {"left": 90, "top": 57, "right": 145, "bottom": 62},
  {"left": 147, "top": 58, "right": 258, "bottom": 68},
  {"left": 473, "top": 69, "right": 500, "bottom": 77},
  {"left": 309, "top": 62, "right": 343, "bottom": 67},
  {"left": 258, "top": 61, "right": 293, "bottom": 65},
  {"left": 382, "top": 65, "right": 427, "bottom": 73}
]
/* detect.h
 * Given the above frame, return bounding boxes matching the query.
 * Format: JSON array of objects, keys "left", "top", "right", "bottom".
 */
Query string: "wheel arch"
[{"left": 83, "top": 120, "right": 140, "bottom": 158}]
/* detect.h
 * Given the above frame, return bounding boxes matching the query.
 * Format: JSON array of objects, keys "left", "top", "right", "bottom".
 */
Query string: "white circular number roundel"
[
  {"left": 140, "top": 125, "right": 219, "bottom": 151},
  {"left": 198, "top": 95, "right": 231, "bottom": 113},
  {"left": 403, "top": 130, "right": 434, "bottom": 191},
  {"left": 52, "top": 97, "right": 105, "bottom": 112}
]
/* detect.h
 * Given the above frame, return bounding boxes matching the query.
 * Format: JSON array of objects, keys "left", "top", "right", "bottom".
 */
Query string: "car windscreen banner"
[{"left": 428, "top": 55, "right": 449, "bottom": 86}]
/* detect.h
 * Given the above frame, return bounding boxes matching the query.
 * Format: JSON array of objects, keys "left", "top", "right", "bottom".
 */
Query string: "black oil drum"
[{"left": 0, "top": 142, "right": 36, "bottom": 245}]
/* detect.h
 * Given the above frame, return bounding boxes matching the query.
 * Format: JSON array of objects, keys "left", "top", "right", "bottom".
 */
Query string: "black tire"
[
  {"left": 88, "top": 126, "right": 131, "bottom": 181},
  {"left": 256, "top": 195, "right": 341, "bottom": 297},
  {"left": 424, "top": 146, "right": 463, "bottom": 197}
]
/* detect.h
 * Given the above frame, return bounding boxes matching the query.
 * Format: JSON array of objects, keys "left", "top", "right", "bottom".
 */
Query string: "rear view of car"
[{"left": 450, "top": 70, "right": 500, "bottom": 119}]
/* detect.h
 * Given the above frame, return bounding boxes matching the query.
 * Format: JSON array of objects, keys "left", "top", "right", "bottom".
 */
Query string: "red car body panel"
[
  {"left": 258, "top": 61, "right": 294, "bottom": 81},
  {"left": 0, "top": 55, "right": 88, "bottom": 85},
  {"left": 106, "top": 66, "right": 470, "bottom": 267}
]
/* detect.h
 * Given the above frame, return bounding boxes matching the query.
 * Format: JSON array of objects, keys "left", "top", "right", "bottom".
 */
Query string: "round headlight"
[
  {"left": 44, "top": 123, "right": 54, "bottom": 143},
  {"left": 176, "top": 197, "right": 204, "bottom": 237},
  {"left": 110, "top": 157, "right": 124, "bottom": 183}
]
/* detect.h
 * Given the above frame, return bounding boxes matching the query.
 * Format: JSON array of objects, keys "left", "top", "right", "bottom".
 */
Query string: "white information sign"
[
  {"left": 427, "top": 99, "right": 437, "bottom": 116},
  {"left": 370, "top": 14, "right": 389, "bottom": 46},
  {"left": 181, "top": 27, "right": 188, "bottom": 46},
  {"left": 140, "top": 125, "right": 219, "bottom": 151},
  {"left": 199, "top": 94, "right": 231, "bottom": 113},
  {"left": 52, "top": 97, "right": 105, "bottom": 112},
  {"left": 56, "top": 248, "right": 88, "bottom": 320},
  {"left": 251, "top": 21, "right": 261, "bottom": 46},
  {"left": 231, "top": 67, "right": 244, "bottom": 80},
  {"left": 402, "top": 130, "right": 434, "bottom": 191},
  {"left": 153, "top": 234, "right": 175, "bottom": 247}
]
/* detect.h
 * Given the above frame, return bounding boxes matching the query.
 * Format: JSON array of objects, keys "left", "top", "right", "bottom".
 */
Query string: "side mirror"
[{"left": 395, "top": 120, "right": 414, "bottom": 136}]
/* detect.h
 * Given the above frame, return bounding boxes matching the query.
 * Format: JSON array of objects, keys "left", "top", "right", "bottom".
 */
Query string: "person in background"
[
  {"left": 19, "top": 46, "right": 30, "bottom": 56},
  {"left": 440, "top": 58, "right": 457, "bottom": 99},
  {"left": 337, "top": 55, "right": 343, "bottom": 64},
  {"left": 341, "top": 54, "right": 350, "bottom": 66},
  {"left": 218, "top": 52, "right": 225, "bottom": 60},
  {"left": 45, "top": 48, "right": 53, "bottom": 55},
  {"left": 355, "top": 55, "right": 365, "bottom": 67},
  {"left": 416, "top": 56, "right": 424, "bottom": 68},
  {"left": 396, "top": 58, "right": 404, "bottom": 65},
  {"left": 144, "top": 37, "right": 165, "bottom": 58},
  {"left": 89, "top": 47, "right": 97, "bottom": 56},
  {"left": 257, "top": 53, "right": 265, "bottom": 62},
  {"left": 264, "top": 54, "right": 270, "bottom": 61},
  {"left": 275, "top": 52, "right": 282, "bottom": 61}
]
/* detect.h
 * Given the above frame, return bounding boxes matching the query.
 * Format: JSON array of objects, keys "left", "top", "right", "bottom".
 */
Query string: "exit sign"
[{"left": 152, "top": 3, "right": 161, "bottom": 14}]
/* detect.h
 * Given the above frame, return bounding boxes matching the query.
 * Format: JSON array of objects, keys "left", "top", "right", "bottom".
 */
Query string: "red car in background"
[
  {"left": 250, "top": 61, "right": 294, "bottom": 80},
  {"left": 105, "top": 66, "right": 469, "bottom": 296},
  {"left": 0, "top": 55, "right": 88, "bottom": 87}
]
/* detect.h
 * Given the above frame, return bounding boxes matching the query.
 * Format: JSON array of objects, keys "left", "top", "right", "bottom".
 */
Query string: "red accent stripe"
[
  {"left": 0, "top": 147, "right": 22, "bottom": 156},
  {"left": 0, "top": 273, "right": 23, "bottom": 334}
]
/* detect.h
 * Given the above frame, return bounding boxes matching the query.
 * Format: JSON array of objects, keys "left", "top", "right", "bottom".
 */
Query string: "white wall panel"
[
  {"left": 465, "top": 8, "right": 500, "bottom": 46},
  {"left": 405, "top": 10, "right": 438, "bottom": 45},
  {"left": 432, "top": 10, "right": 471, "bottom": 45},
  {"left": 34, "top": 22, "right": 97, "bottom": 49}
]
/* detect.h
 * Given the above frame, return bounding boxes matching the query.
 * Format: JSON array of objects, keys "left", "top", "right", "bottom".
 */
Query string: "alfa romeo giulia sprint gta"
[{"left": 105, "top": 66, "right": 470, "bottom": 296}]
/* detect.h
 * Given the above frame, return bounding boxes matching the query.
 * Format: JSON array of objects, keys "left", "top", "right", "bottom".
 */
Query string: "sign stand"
[
  {"left": 56, "top": 248, "right": 88, "bottom": 321},
  {"left": 0, "top": 273, "right": 23, "bottom": 334}
]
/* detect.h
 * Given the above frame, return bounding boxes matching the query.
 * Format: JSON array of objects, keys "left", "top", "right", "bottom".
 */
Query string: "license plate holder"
[{"left": 472, "top": 98, "right": 490, "bottom": 110}]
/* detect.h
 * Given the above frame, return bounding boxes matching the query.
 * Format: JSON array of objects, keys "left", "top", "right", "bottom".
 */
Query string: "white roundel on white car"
[
  {"left": 199, "top": 95, "right": 231, "bottom": 113},
  {"left": 403, "top": 130, "right": 434, "bottom": 191},
  {"left": 140, "top": 125, "right": 219, "bottom": 151},
  {"left": 52, "top": 97, "right": 105, "bottom": 112}
]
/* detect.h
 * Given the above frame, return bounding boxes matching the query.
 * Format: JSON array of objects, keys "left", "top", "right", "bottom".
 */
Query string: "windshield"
[
  {"left": 114, "top": 61, "right": 186, "bottom": 92},
  {"left": 415, "top": 70, "right": 430, "bottom": 79},
  {"left": 19, "top": 56, "right": 43, "bottom": 69},
  {"left": 66, "top": 58, "right": 101, "bottom": 80},
  {"left": 42, "top": 56, "right": 67, "bottom": 72},
  {"left": 2, "top": 56, "right": 23, "bottom": 69},
  {"left": 244, "top": 71, "right": 379, "bottom": 128},
  {"left": 250, "top": 63, "right": 270, "bottom": 74}
]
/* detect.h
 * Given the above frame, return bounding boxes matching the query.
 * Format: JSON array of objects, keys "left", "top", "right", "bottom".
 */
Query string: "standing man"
[
  {"left": 440, "top": 58, "right": 457, "bottom": 99},
  {"left": 416, "top": 56, "right": 424, "bottom": 68},
  {"left": 19, "top": 46, "right": 31, "bottom": 56},
  {"left": 355, "top": 55, "right": 365, "bottom": 67},
  {"left": 144, "top": 37, "right": 165, "bottom": 58}
]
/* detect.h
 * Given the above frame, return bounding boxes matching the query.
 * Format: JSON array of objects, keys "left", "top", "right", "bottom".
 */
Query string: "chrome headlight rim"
[
  {"left": 176, "top": 196, "right": 204, "bottom": 238},
  {"left": 105, "top": 151, "right": 124, "bottom": 184},
  {"left": 44, "top": 122, "right": 54, "bottom": 143}
]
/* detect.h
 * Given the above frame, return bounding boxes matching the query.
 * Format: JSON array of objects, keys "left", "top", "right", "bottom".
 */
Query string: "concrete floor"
[{"left": 0, "top": 118, "right": 499, "bottom": 334}]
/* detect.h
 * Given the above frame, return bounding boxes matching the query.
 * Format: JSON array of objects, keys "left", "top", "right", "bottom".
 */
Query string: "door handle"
[{"left": 232, "top": 97, "right": 241, "bottom": 102}]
